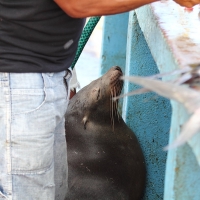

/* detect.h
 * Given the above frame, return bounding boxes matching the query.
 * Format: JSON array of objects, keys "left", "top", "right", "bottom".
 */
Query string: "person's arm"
[
  {"left": 54, "top": 0, "right": 200, "bottom": 18},
  {"left": 54, "top": 0, "right": 157, "bottom": 18}
]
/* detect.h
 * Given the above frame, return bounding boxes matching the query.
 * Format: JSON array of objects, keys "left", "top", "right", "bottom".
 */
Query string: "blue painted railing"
[{"left": 101, "top": 2, "right": 200, "bottom": 199}]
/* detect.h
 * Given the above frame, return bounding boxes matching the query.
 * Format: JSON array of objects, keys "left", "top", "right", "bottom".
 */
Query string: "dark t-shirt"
[{"left": 0, "top": 0, "right": 85, "bottom": 72}]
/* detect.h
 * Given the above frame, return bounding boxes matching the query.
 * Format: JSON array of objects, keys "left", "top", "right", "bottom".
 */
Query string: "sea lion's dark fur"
[{"left": 65, "top": 66, "right": 146, "bottom": 200}]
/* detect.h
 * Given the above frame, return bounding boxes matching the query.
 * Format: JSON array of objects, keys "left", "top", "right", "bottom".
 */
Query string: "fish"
[{"left": 118, "top": 65, "right": 200, "bottom": 150}]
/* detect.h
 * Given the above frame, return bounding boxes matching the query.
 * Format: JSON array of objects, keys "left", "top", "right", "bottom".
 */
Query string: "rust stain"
[{"left": 175, "top": 167, "right": 180, "bottom": 172}]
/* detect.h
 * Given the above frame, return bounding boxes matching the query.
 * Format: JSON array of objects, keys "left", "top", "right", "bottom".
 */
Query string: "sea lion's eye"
[{"left": 96, "top": 88, "right": 100, "bottom": 100}]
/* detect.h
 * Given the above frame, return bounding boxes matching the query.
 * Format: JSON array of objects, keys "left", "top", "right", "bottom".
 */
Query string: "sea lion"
[{"left": 65, "top": 66, "right": 146, "bottom": 200}]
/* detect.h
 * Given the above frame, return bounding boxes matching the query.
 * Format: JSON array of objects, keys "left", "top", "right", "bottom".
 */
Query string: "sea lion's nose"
[{"left": 114, "top": 66, "right": 122, "bottom": 73}]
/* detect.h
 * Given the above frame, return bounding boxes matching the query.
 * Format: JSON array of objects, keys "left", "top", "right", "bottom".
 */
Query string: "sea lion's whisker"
[
  {"left": 110, "top": 89, "right": 114, "bottom": 128},
  {"left": 113, "top": 85, "right": 121, "bottom": 126},
  {"left": 115, "top": 97, "right": 120, "bottom": 122},
  {"left": 115, "top": 82, "right": 118, "bottom": 95},
  {"left": 110, "top": 73, "right": 124, "bottom": 130},
  {"left": 116, "top": 83, "right": 122, "bottom": 121},
  {"left": 111, "top": 89, "right": 115, "bottom": 131},
  {"left": 111, "top": 76, "right": 121, "bottom": 87},
  {"left": 110, "top": 92, "right": 112, "bottom": 125},
  {"left": 120, "top": 80, "right": 123, "bottom": 90},
  {"left": 117, "top": 81, "right": 123, "bottom": 96},
  {"left": 112, "top": 81, "right": 123, "bottom": 122},
  {"left": 116, "top": 81, "right": 121, "bottom": 94},
  {"left": 113, "top": 86, "right": 117, "bottom": 118}
]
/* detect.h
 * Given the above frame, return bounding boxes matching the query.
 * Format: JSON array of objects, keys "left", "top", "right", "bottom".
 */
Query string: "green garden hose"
[{"left": 71, "top": 16, "right": 101, "bottom": 70}]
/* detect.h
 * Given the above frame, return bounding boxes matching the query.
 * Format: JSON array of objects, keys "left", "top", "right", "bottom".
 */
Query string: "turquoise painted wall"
[
  {"left": 101, "top": 12, "right": 172, "bottom": 199},
  {"left": 101, "top": 13, "right": 129, "bottom": 74}
]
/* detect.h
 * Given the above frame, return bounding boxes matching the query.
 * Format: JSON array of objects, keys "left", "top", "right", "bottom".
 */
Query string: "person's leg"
[
  {"left": 0, "top": 71, "right": 70, "bottom": 200},
  {"left": 0, "top": 72, "right": 13, "bottom": 200},
  {"left": 54, "top": 120, "right": 68, "bottom": 200},
  {"left": 54, "top": 71, "right": 72, "bottom": 200}
]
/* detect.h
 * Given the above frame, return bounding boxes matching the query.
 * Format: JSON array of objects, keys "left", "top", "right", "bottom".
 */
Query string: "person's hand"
[{"left": 173, "top": 0, "right": 200, "bottom": 8}]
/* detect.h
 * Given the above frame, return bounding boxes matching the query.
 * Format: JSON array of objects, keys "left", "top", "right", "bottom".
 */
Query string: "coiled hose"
[{"left": 71, "top": 16, "right": 101, "bottom": 70}]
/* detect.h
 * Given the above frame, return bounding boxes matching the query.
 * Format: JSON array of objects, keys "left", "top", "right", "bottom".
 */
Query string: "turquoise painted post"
[
  {"left": 164, "top": 102, "right": 200, "bottom": 200},
  {"left": 135, "top": 3, "right": 200, "bottom": 199},
  {"left": 123, "top": 11, "right": 171, "bottom": 199},
  {"left": 101, "top": 13, "right": 129, "bottom": 75}
]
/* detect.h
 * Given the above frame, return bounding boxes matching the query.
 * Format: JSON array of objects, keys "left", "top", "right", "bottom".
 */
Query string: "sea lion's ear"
[{"left": 82, "top": 116, "right": 88, "bottom": 129}]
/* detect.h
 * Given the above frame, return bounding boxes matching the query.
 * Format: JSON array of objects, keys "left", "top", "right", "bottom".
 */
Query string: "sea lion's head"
[
  {"left": 84, "top": 66, "right": 123, "bottom": 109},
  {"left": 67, "top": 66, "right": 123, "bottom": 128},
  {"left": 77, "top": 66, "right": 123, "bottom": 128}
]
